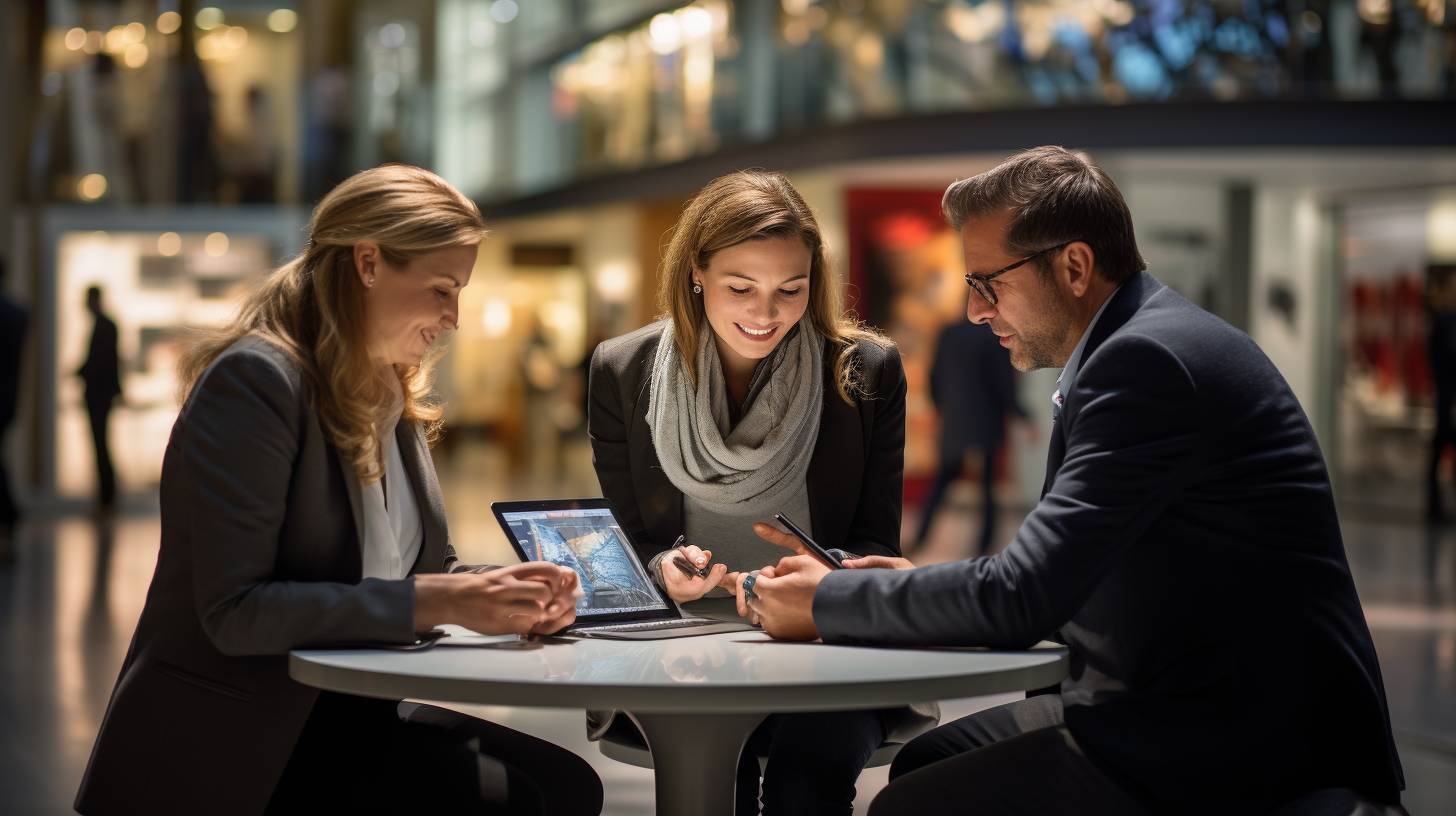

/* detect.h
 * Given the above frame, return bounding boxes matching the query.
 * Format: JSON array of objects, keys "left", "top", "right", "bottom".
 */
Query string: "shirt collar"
[{"left": 1058, "top": 284, "right": 1123, "bottom": 394}]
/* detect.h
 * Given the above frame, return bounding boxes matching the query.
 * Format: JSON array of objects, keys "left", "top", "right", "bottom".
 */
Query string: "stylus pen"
[
  {"left": 772, "top": 513, "right": 845, "bottom": 569},
  {"left": 670, "top": 535, "right": 710, "bottom": 579}
]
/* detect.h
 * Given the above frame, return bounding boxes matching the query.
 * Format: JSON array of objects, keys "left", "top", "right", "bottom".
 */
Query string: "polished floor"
[{"left": 2, "top": 441, "right": 1454, "bottom": 815}]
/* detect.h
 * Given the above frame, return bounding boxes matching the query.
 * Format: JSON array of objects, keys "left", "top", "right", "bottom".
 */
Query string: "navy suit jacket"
[{"left": 814, "top": 272, "right": 1403, "bottom": 814}]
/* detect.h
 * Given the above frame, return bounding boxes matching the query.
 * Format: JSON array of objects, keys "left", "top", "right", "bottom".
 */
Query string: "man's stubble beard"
[{"left": 1000, "top": 290, "right": 1077, "bottom": 373}]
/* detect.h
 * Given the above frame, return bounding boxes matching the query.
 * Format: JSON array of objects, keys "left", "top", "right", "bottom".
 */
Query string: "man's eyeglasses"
[{"left": 964, "top": 239, "right": 1083, "bottom": 306}]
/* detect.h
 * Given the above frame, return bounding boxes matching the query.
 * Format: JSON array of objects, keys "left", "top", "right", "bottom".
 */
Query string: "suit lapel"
[
  {"left": 807, "top": 350, "right": 861, "bottom": 547},
  {"left": 396, "top": 419, "right": 450, "bottom": 574},
  {"left": 337, "top": 449, "right": 366, "bottom": 562},
  {"left": 1039, "top": 271, "right": 1164, "bottom": 499}
]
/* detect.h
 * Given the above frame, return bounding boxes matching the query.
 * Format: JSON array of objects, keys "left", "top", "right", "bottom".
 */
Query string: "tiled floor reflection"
[{"left": 2, "top": 440, "right": 1454, "bottom": 814}]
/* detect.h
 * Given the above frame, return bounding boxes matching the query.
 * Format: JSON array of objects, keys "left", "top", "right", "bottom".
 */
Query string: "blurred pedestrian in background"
[
  {"left": 1426, "top": 269, "right": 1456, "bottom": 522},
  {"left": 0, "top": 257, "right": 26, "bottom": 562},
  {"left": 77, "top": 286, "right": 121, "bottom": 511},
  {"left": 913, "top": 319, "right": 1027, "bottom": 556}
]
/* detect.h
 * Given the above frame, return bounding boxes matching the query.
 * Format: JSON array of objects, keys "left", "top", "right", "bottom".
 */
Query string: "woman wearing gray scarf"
[{"left": 588, "top": 171, "right": 936, "bottom": 815}]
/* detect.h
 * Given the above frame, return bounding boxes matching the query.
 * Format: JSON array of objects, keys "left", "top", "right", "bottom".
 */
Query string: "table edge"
[{"left": 288, "top": 649, "right": 1070, "bottom": 713}]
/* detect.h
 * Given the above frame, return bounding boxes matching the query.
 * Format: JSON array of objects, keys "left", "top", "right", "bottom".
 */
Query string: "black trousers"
[
  {"left": 85, "top": 395, "right": 116, "bottom": 507},
  {"left": 0, "top": 415, "right": 16, "bottom": 531},
  {"left": 870, "top": 695, "right": 1149, "bottom": 816},
  {"left": 915, "top": 445, "right": 999, "bottom": 556},
  {"left": 1428, "top": 398, "right": 1456, "bottom": 518},
  {"left": 264, "top": 691, "right": 603, "bottom": 815},
  {"left": 734, "top": 709, "right": 888, "bottom": 816}
]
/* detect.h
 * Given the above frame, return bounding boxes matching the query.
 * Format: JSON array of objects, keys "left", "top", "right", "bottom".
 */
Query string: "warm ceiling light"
[
  {"left": 157, "top": 232, "right": 182, "bottom": 257},
  {"left": 267, "top": 9, "right": 298, "bottom": 33},
  {"left": 196, "top": 7, "right": 224, "bottom": 30},
  {"left": 205, "top": 232, "right": 229, "bottom": 257},
  {"left": 124, "top": 43, "right": 149, "bottom": 68},
  {"left": 78, "top": 174, "right": 108, "bottom": 201},
  {"left": 157, "top": 11, "right": 182, "bottom": 34}
]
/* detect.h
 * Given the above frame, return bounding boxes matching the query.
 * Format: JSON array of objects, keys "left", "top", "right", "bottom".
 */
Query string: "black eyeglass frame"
[{"left": 963, "top": 239, "right": 1083, "bottom": 306}]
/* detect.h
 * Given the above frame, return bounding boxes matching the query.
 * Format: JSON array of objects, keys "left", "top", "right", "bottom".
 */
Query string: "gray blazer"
[{"left": 75, "top": 336, "right": 473, "bottom": 816}]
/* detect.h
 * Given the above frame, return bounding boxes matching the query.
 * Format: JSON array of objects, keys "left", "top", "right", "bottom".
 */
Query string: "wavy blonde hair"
[
  {"left": 657, "top": 170, "right": 891, "bottom": 405},
  {"left": 178, "top": 164, "right": 488, "bottom": 484}
]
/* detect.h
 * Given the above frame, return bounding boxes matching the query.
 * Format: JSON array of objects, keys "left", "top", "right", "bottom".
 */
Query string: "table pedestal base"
[{"left": 625, "top": 710, "right": 767, "bottom": 816}]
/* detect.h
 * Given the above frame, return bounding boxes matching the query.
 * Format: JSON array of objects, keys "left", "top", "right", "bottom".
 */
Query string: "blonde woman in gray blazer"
[{"left": 76, "top": 166, "right": 602, "bottom": 816}]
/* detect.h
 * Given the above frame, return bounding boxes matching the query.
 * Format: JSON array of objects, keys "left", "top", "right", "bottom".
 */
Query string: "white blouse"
[{"left": 359, "top": 418, "right": 424, "bottom": 581}]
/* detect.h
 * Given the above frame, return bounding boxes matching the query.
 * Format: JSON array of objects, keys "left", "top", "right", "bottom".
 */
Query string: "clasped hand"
[{"left": 414, "top": 562, "right": 584, "bottom": 637}]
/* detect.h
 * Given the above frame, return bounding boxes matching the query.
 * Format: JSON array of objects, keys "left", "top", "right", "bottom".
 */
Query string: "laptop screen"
[{"left": 498, "top": 506, "right": 670, "bottom": 618}]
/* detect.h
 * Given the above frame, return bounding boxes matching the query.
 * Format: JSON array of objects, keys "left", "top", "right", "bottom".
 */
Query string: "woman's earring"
[
  {"left": 368, "top": 277, "right": 375, "bottom": 287},
  {"left": 692, "top": 283, "right": 702, "bottom": 294}
]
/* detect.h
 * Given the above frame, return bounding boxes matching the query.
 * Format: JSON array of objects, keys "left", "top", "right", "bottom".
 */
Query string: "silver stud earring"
[
  {"left": 368, "top": 278, "right": 375, "bottom": 287},
  {"left": 692, "top": 283, "right": 702, "bottom": 294}
]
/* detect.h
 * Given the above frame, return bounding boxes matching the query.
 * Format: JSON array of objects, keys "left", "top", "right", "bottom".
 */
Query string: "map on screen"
[{"left": 500, "top": 508, "right": 666, "bottom": 615}]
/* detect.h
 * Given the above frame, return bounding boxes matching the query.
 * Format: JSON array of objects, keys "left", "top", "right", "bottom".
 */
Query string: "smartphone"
[{"left": 772, "top": 513, "right": 845, "bottom": 569}]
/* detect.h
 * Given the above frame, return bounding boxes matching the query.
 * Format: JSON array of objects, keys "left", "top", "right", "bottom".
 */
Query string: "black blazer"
[
  {"left": 587, "top": 322, "right": 907, "bottom": 567},
  {"left": 76, "top": 337, "right": 472, "bottom": 816},
  {"left": 814, "top": 272, "right": 1403, "bottom": 814}
]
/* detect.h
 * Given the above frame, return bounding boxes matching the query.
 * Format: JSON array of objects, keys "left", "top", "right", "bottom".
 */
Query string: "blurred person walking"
[
  {"left": 75, "top": 165, "right": 601, "bottom": 816},
  {"left": 1426, "top": 269, "right": 1456, "bottom": 522},
  {"left": 77, "top": 286, "right": 121, "bottom": 511},
  {"left": 913, "top": 319, "right": 1027, "bottom": 556},
  {"left": 0, "top": 257, "right": 26, "bottom": 562}
]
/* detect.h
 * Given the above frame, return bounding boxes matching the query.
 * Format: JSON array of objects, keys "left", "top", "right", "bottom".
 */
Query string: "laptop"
[{"left": 490, "top": 498, "right": 757, "bottom": 640}]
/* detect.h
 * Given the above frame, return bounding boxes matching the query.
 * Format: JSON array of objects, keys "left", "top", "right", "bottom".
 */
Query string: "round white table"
[{"left": 290, "top": 631, "right": 1068, "bottom": 816}]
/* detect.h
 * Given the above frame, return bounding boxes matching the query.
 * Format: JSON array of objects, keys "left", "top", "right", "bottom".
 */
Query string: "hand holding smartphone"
[{"left": 772, "top": 513, "right": 844, "bottom": 569}]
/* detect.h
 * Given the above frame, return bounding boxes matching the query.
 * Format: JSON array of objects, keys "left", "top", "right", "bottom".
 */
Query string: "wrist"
[{"left": 412, "top": 573, "right": 459, "bottom": 632}]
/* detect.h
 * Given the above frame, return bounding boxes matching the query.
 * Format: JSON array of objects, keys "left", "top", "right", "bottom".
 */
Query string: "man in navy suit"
[{"left": 746, "top": 146, "right": 1404, "bottom": 815}]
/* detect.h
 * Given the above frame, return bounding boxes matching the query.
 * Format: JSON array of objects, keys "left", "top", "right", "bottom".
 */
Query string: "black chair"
[{"left": 1269, "top": 789, "right": 1410, "bottom": 816}]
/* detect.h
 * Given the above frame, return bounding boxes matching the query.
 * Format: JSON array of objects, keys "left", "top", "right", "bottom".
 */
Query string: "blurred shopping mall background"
[{"left": 0, "top": 1, "right": 1455, "bottom": 814}]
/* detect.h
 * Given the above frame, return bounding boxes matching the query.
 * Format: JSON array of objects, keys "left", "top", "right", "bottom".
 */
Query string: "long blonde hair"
[
  {"left": 657, "top": 170, "right": 890, "bottom": 404},
  {"left": 178, "top": 164, "right": 488, "bottom": 484}
]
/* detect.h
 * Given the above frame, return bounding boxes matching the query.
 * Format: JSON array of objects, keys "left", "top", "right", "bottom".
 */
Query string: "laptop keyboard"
[{"left": 575, "top": 618, "right": 722, "bottom": 633}]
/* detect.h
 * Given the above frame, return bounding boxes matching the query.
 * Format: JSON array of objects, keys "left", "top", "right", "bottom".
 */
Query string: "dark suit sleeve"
[
  {"left": 815, "top": 334, "right": 1200, "bottom": 648},
  {"left": 588, "top": 343, "right": 659, "bottom": 563},
  {"left": 842, "top": 344, "right": 907, "bottom": 559},
  {"left": 182, "top": 349, "right": 416, "bottom": 655}
]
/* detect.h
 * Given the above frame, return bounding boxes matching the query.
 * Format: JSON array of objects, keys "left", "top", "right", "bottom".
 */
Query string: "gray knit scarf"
[{"left": 646, "top": 316, "right": 823, "bottom": 516}]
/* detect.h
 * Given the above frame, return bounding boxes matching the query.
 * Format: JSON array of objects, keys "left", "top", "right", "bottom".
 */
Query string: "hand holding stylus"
[{"left": 661, "top": 537, "right": 729, "bottom": 603}]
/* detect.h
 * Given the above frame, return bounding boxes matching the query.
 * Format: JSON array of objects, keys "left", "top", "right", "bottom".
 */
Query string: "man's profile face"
[{"left": 960, "top": 211, "right": 1076, "bottom": 373}]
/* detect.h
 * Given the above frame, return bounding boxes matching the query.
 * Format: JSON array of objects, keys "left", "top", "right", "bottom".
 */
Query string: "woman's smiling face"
[
  {"left": 693, "top": 236, "right": 812, "bottom": 372},
  {"left": 356, "top": 242, "right": 477, "bottom": 368}
]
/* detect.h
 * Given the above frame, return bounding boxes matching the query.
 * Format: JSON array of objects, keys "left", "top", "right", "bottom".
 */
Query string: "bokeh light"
[
  {"left": 157, "top": 233, "right": 182, "bottom": 257},
  {"left": 196, "top": 7, "right": 224, "bottom": 31},
  {"left": 157, "top": 11, "right": 182, "bottom": 34},
  {"left": 267, "top": 9, "right": 299, "bottom": 33},
  {"left": 204, "top": 233, "right": 230, "bottom": 257},
  {"left": 77, "top": 174, "right": 107, "bottom": 201}
]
